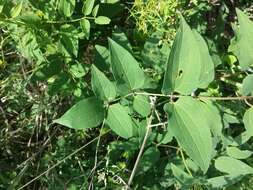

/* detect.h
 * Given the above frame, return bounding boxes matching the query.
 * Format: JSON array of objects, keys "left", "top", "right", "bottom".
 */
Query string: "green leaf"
[
  {"left": 91, "top": 65, "right": 116, "bottom": 101},
  {"left": 193, "top": 30, "right": 215, "bottom": 88},
  {"left": 243, "top": 107, "right": 253, "bottom": 137},
  {"left": 215, "top": 156, "right": 253, "bottom": 175},
  {"left": 95, "top": 16, "right": 111, "bottom": 25},
  {"left": 80, "top": 19, "right": 90, "bottom": 40},
  {"left": 239, "top": 74, "right": 253, "bottom": 96},
  {"left": 106, "top": 103, "right": 134, "bottom": 139},
  {"left": 162, "top": 16, "right": 202, "bottom": 95},
  {"left": 207, "top": 175, "right": 241, "bottom": 189},
  {"left": 58, "top": 0, "right": 76, "bottom": 17},
  {"left": 54, "top": 97, "right": 105, "bottom": 129},
  {"left": 165, "top": 97, "right": 212, "bottom": 173},
  {"left": 229, "top": 9, "right": 253, "bottom": 70},
  {"left": 82, "top": 0, "right": 95, "bottom": 15},
  {"left": 199, "top": 99, "right": 223, "bottom": 138},
  {"left": 94, "top": 45, "right": 110, "bottom": 70},
  {"left": 92, "top": 4, "right": 99, "bottom": 17},
  {"left": 10, "top": 1, "right": 23, "bottom": 18},
  {"left": 112, "top": 28, "right": 132, "bottom": 53},
  {"left": 133, "top": 95, "right": 151, "bottom": 117},
  {"left": 108, "top": 38, "right": 146, "bottom": 91},
  {"left": 171, "top": 163, "right": 194, "bottom": 185},
  {"left": 137, "top": 147, "right": 160, "bottom": 175},
  {"left": 69, "top": 63, "right": 86, "bottom": 78},
  {"left": 226, "top": 146, "right": 253, "bottom": 159}
]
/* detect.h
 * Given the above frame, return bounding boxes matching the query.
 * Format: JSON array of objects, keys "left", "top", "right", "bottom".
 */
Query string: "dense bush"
[{"left": 1, "top": 0, "right": 253, "bottom": 189}]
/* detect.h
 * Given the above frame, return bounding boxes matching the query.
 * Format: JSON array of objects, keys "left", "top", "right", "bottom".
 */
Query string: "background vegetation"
[{"left": 1, "top": 0, "right": 253, "bottom": 189}]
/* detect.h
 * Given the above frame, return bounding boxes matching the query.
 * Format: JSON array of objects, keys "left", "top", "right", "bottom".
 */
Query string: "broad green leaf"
[
  {"left": 91, "top": 65, "right": 116, "bottom": 101},
  {"left": 229, "top": 9, "right": 253, "bottom": 70},
  {"left": 162, "top": 16, "right": 202, "bottom": 95},
  {"left": 215, "top": 156, "right": 253, "bottom": 175},
  {"left": 82, "top": 0, "right": 95, "bottom": 15},
  {"left": 54, "top": 97, "right": 105, "bottom": 129},
  {"left": 193, "top": 30, "right": 215, "bottom": 88},
  {"left": 133, "top": 95, "right": 151, "bottom": 117},
  {"left": 239, "top": 74, "right": 253, "bottom": 96},
  {"left": 199, "top": 99, "right": 223, "bottom": 138},
  {"left": 108, "top": 38, "right": 146, "bottom": 91},
  {"left": 171, "top": 163, "right": 194, "bottom": 185},
  {"left": 243, "top": 107, "right": 253, "bottom": 136},
  {"left": 80, "top": 19, "right": 90, "bottom": 40},
  {"left": 10, "top": 1, "right": 23, "bottom": 18},
  {"left": 226, "top": 146, "right": 252, "bottom": 159},
  {"left": 106, "top": 103, "right": 134, "bottom": 139},
  {"left": 112, "top": 28, "right": 132, "bottom": 53},
  {"left": 95, "top": 16, "right": 111, "bottom": 25},
  {"left": 165, "top": 97, "right": 212, "bottom": 173},
  {"left": 58, "top": 0, "right": 76, "bottom": 17},
  {"left": 137, "top": 147, "right": 160, "bottom": 175},
  {"left": 207, "top": 175, "right": 241, "bottom": 189}
]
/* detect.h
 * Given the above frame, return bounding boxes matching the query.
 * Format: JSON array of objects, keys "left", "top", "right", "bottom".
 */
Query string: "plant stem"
[
  {"left": 134, "top": 92, "right": 253, "bottom": 101},
  {"left": 127, "top": 97, "right": 156, "bottom": 188}
]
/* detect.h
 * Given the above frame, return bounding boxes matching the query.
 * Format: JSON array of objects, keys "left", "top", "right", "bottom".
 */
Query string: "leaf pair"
[{"left": 162, "top": 16, "right": 214, "bottom": 95}]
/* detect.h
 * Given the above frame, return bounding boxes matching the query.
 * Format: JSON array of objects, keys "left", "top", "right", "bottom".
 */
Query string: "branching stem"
[{"left": 127, "top": 97, "right": 156, "bottom": 188}]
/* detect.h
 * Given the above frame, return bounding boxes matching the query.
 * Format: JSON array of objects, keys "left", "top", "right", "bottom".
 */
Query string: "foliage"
[{"left": 1, "top": 0, "right": 253, "bottom": 189}]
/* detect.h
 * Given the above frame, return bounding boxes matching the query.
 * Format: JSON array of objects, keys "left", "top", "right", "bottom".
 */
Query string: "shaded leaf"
[
  {"left": 54, "top": 97, "right": 105, "bottom": 129},
  {"left": 137, "top": 147, "right": 160, "bottom": 175},
  {"left": 171, "top": 163, "right": 194, "bottom": 185}
]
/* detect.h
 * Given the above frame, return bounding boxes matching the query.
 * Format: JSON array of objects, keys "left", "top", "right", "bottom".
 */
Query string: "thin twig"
[
  {"left": 17, "top": 130, "right": 110, "bottom": 190},
  {"left": 127, "top": 97, "right": 156, "bottom": 188},
  {"left": 88, "top": 119, "right": 106, "bottom": 190}
]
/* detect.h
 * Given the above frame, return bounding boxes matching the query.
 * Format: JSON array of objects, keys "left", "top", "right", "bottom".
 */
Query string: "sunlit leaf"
[
  {"left": 106, "top": 103, "right": 134, "bottom": 139},
  {"left": 91, "top": 65, "right": 116, "bottom": 101},
  {"left": 162, "top": 16, "right": 202, "bottom": 95},
  {"left": 54, "top": 97, "right": 105, "bottom": 129},
  {"left": 243, "top": 107, "right": 253, "bottom": 137},
  {"left": 165, "top": 97, "right": 212, "bottom": 173},
  {"left": 215, "top": 156, "right": 253, "bottom": 175}
]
